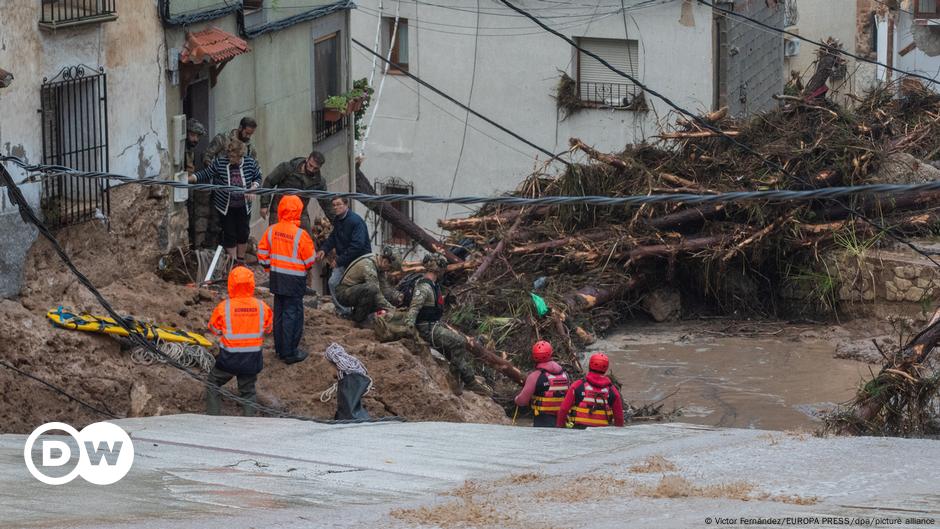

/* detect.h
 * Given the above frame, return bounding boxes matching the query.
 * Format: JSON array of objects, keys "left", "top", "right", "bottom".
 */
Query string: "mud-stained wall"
[{"left": 0, "top": 0, "right": 171, "bottom": 298}]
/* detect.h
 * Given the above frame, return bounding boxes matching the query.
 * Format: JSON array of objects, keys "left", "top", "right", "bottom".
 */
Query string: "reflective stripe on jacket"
[
  {"left": 531, "top": 370, "right": 570, "bottom": 416},
  {"left": 218, "top": 299, "right": 266, "bottom": 353},
  {"left": 570, "top": 381, "right": 614, "bottom": 427},
  {"left": 258, "top": 225, "right": 316, "bottom": 277}
]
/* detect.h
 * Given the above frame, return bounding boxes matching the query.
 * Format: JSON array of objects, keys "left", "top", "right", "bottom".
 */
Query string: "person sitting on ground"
[
  {"left": 316, "top": 197, "right": 371, "bottom": 316},
  {"left": 514, "top": 340, "right": 570, "bottom": 427},
  {"left": 203, "top": 116, "right": 258, "bottom": 167},
  {"left": 333, "top": 246, "right": 401, "bottom": 324},
  {"left": 556, "top": 353, "right": 624, "bottom": 428},
  {"left": 257, "top": 195, "right": 317, "bottom": 364},
  {"left": 206, "top": 266, "right": 273, "bottom": 416},
  {"left": 258, "top": 150, "right": 333, "bottom": 230},
  {"left": 190, "top": 138, "right": 262, "bottom": 265},
  {"left": 404, "top": 253, "right": 491, "bottom": 396}
]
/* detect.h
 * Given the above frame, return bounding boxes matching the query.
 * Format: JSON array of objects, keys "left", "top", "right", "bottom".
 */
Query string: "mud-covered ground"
[{"left": 0, "top": 186, "right": 505, "bottom": 434}]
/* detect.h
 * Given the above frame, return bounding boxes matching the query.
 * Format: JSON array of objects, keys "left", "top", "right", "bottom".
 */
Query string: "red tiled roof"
[{"left": 180, "top": 27, "right": 250, "bottom": 65}]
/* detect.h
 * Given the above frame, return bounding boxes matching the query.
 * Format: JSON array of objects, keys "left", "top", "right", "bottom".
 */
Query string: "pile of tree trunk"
[{"left": 414, "top": 80, "right": 940, "bottom": 410}]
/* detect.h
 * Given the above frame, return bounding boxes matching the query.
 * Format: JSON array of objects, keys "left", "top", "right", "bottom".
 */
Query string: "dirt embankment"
[{"left": 0, "top": 186, "right": 506, "bottom": 434}]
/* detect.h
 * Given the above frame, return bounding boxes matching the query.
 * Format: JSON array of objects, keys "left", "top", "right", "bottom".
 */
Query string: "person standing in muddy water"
[
  {"left": 514, "top": 341, "right": 570, "bottom": 427},
  {"left": 556, "top": 353, "right": 624, "bottom": 428}
]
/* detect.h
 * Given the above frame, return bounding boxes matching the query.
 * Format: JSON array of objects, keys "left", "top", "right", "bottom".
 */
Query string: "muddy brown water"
[{"left": 601, "top": 333, "right": 869, "bottom": 431}]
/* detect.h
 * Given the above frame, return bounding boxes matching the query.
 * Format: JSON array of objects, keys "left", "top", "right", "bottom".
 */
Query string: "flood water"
[{"left": 602, "top": 332, "right": 869, "bottom": 431}]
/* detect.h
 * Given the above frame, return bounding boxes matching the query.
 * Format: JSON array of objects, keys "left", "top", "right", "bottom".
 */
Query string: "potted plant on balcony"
[
  {"left": 324, "top": 95, "right": 348, "bottom": 122},
  {"left": 347, "top": 88, "right": 365, "bottom": 113}
]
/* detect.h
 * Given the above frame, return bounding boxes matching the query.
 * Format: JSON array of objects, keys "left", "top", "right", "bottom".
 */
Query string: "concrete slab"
[{"left": 1, "top": 415, "right": 938, "bottom": 528}]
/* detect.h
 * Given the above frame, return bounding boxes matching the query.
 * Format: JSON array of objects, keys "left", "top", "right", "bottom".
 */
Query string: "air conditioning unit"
[{"left": 784, "top": 37, "right": 801, "bottom": 58}]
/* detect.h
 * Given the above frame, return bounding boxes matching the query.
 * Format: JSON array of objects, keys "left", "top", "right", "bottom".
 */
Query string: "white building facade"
[{"left": 351, "top": 0, "right": 784, "bottom": 243}]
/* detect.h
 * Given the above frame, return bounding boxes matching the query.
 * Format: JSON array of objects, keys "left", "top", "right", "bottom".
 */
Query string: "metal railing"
[
  {"left": 40, "top": 0, "right": 117, "bottom": 27},
  {"left": 313, "top": 109, "right": 346, "bottom": 143},
  {"left": 578, "top": 81, "right": 641, "bottom": 108},
  {"left": 40, "top": 66, "right": 111, "bottom": 229}
]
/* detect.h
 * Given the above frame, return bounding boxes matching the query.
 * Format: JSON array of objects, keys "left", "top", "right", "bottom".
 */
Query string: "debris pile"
[
  {"left": 826, "top": 308, "right": 940, "bottom": 437},
  {"left": 431, "top": 82, "right": 940, "bottom": 391}
]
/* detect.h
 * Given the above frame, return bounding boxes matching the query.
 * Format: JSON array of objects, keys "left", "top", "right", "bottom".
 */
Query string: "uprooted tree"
[{"left": 390, "top": 79, "right": 940, "bottom": 429}]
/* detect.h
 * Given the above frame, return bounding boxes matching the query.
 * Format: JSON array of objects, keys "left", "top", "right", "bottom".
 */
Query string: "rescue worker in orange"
[
  {"left": 257, "top": 195, "right": 316, "bottom": 364},
  {"left": 514, "top": 341, "right": 570, "bottom": 427},
  {"left": 206, "top": 266, "right": 274, "bottom": 416},
  {"left": 556, "top": 353, "right": 625, "bottom": 428}
]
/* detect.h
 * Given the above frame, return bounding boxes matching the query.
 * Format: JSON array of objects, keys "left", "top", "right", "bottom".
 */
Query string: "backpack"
[{"left": 396, "top": 272, "right": 423, "bottom": 307}]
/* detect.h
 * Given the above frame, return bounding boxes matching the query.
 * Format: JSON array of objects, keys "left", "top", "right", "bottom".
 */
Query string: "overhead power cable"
[
  {"left": 496, "top": 0, "right": 940, "bottom": 270},
  {"left": 6, "top": 155, "right": 940, "bottom": 208},
  {"left": 351, "top": 37, "right": 571, "bottom": 165},
  {"left": 0, "top": 359, "right": 119, "bottom": 419},
  {"left": 0, "top": 163, "right": 404, "bottom": 425}
]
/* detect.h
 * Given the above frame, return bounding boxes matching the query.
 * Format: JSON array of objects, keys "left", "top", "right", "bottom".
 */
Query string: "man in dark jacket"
[
  {"left": 316, "top": 197, "right": 371, "bottom": 315},
  {"left": 258, "top": 151, "right": 333, "bottom": 230}
]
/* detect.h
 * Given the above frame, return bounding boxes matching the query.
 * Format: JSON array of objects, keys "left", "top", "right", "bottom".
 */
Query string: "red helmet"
[
  {"left": 531, "top": 340, "right": 553, "bottom": 363},
  {"left": 588, "top": 353, "right": 609, "bottom": 373}
]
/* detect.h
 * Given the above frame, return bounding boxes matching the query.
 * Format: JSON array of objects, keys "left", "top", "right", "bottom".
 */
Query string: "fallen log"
[
  {"left": 508, "top": 230, "right": 616, "bottom": 255},
  {"left": 469, "top": 207, "right": 529, "bottom": 283},
  {"left": 656, "top": 131, "right": 740, "bottom": 139},
  {"left": 643, "top": 205, "right": 726, "bottom": 231},
  {"left": 626, "top": 235, "right": 731, "bottom": 262},
  {"left": 570, "top": 138, "right": 630, "bottom": 170},
  {"left": 438, "top": 209, "right": 521, "bottom": 231},
  {"left": 454, "top": 324, "right": 525, "bottom": 385},
  {"left": 356, "top": 169, "right": 461, "bottom": 263}
]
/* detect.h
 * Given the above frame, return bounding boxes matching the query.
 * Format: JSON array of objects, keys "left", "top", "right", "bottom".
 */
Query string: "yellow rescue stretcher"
[{"left": 46, "top": 306, "right": 212, "bottom": 347}]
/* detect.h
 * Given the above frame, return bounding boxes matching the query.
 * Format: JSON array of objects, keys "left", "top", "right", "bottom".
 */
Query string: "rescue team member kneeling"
[
  {"left": 334, "top": 247, "right": 402, "bottom": 323},
  {"left": 206, "top": 266, "right": 273, "bottom": 416},
  {"left": 514, "top": 341, "right": 570, "bottom": 427},
  {"left": 556, "top": 353, "right": 624, "bottom": 428},
  {"left": 257, "top": 195, "right": 316, "bottom": 364}
]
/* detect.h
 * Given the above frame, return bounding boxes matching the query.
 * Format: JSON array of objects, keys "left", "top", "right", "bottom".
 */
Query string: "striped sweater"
[{"left": 193, "top": 155, "right": 263, "bottom": 215}]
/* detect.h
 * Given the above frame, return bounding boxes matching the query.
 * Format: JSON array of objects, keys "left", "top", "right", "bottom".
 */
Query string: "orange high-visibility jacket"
[
  {"left": 257, "top": 195, "right": 316, "bottom": 278},
  {"left": 208, "top": 266, "right": 273, "bottom": 354}
]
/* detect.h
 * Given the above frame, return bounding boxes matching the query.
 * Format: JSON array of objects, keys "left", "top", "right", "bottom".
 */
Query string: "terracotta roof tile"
[{"left": 180, "top": 27, "right": 250, "bottom": 65}]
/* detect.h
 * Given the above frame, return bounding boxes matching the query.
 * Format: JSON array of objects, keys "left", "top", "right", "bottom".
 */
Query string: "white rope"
[
  {"left": 319, "top": 342, "right": 374, "bottom": 401},
  {"left": 357, "top": 0, "right": 401, "bottom": 156},
  {"left": 324, "top": 342, "right": 369, "bottom": 379}
]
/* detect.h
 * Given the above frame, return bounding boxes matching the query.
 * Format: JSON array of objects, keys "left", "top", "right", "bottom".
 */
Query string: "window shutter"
[{"left": 578, "top": 38, "right": 639, "bottom": 86}]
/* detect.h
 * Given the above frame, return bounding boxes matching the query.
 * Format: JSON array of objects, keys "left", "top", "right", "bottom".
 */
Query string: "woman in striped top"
[{"left": 190, "top": 139, "right": 263, "bottom": 265}]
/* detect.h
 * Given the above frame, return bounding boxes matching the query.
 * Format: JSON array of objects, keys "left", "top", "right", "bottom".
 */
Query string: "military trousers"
[
  {"left": 416, "top": 321, "right": 476, "bottom": 385},
  {"left": 335, "top": 282, "right": 380, "bottom": 323}
]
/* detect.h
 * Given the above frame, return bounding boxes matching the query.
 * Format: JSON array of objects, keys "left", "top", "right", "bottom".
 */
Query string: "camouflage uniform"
[
  {"left": 203, "top": 129, "right": 257, "bottom": 167},
  {"left": 405, "top": 279, "right": 477, "bottom": 386},
  {"left": 334, "top": 254, "right": 399, "bottom": 322},
  {"left": 258, "top": 157, "right": 334, "bottom": 230}
]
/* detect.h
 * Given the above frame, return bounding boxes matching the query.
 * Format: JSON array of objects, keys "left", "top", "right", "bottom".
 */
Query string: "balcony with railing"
[
  {"left": 578, "top": 82, "right": 644, "bottom": 110},
  {"left": 313, "top": 109, "right": 347, "bottom": 144},
  {"left": 40, "top": 0, "right": 117, "bottom": 30},
  {"left": 915, "top": 0, "right": 939, "bottom": 23}
]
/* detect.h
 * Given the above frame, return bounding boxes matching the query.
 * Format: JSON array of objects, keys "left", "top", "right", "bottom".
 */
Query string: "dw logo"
[{"left": 23, "top": 422, "right": 135, "bottom": 485}]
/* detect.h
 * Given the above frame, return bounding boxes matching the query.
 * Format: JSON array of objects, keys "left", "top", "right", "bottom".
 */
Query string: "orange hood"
[
  {"left": 277, "top": 195, "right": 303, "bottom": 226},
  {"left": 228, "top": 265, "right": 256, "bottom": 298}
]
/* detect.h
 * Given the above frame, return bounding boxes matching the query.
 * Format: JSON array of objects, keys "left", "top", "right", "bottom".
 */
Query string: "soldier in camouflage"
[
  {"left": 405, "top": 253, "right": 491, "bottom": 396},
  {"left": 203, "top": 116, "right": 258, "bottom": 167},
  {"left": 334, "top": 247, "right": 403, "bottom": 323},
  {"left": 258, "top": 151, "right": 333, "bottom": 231},
  {"left": 184, "top": 118, "right": 207, "bottom": 173}
]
